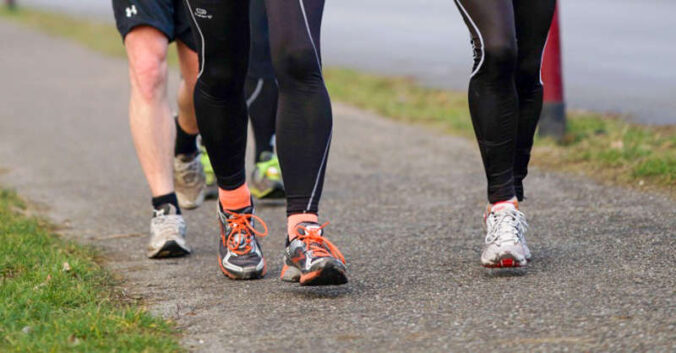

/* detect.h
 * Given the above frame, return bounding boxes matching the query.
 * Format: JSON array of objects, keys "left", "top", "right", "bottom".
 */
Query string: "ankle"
[
  {"left": 174, "top": 117, "right": 198, "bottom": 156},
  {"left": 218, "top": 184, "right": 252, "bottom": 211},
  {"left": 490, "top": 197, "right": 518, "bottom": 210},
  {"left": 287, "top": 213, "right": 318, "bottom": 239},
  {"left": 152, "top": 192, "right": 181, "bottom": 214}
]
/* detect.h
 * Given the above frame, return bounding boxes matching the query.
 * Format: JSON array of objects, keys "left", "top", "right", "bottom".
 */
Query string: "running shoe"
[
  {"left": 250, "top": 152, "right": 285, "bottom": 200},
  {"left": 481, "top": 201, "right": 529, "bottom": 268},
  {"left": 147, "top": 204, "right": 191, "bottom": 258},
  {"left": 518, "top": 215, "right": 532, "bottom": 262},
  {"left": 217, "top": 203, "right": 268, "bottom": 280},
  {"left": 282, "top": 222, "right": 348, "bottom": 286},
  {"left": 198, "top": 136, "right": 218, "bottom": 200},
  {"left": 174, "top": 151, "right": 206, "bottom": 209},
  {"left": 483, "top": 202, "right": 532, "bottom": 261}
]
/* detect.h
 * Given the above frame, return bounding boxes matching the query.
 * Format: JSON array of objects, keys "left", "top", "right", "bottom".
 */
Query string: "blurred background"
[{"left": 15, "top": 0, "right": 676, "bottom": 125}]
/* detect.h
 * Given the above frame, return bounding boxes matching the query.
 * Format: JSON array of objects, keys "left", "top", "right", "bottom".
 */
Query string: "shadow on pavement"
[
  {"left": 482, "top": 267, "right": 529, "bottom": 278},
  {"left": 281, "top": 284, "right": 354, "bottom": 299}
]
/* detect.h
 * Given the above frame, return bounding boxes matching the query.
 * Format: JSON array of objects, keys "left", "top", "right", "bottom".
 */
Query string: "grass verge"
[
  {"left": 0, "top": 189, "right": 183, "bottom": 352},
  {"left": 1, "top": 7, "right": 673, "bottom": 195}
]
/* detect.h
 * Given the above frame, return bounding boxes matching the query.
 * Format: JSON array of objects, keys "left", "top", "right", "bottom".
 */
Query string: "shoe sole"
[
  {"left": 148, "top": 240, "right": 191, "bottom": 259},
  {"left": 280, "top": 264, "right": 301, "bottom": 282},
  {"left": 482, "top": 254, "right": 527, "bottom": 268},
  {"left": 218, "top": 256, "right": 267, "bottom": 280},
  {"left": 300, "top": 261, "right": 348, "bottom": 286}
]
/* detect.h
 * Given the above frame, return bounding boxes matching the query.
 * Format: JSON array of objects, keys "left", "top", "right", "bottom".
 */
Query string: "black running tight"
[
  {"left": 246, "top": 0, "right": 278, "bottom": 162},
  {"left": 266, "top": 0, "right": 331, "bottom": 216},
  {"left": 184, "top": 0, "right": 250, "bottom": 190},
  {"left": 454, "top": 0, "right": 556, "bottom": 203},
  {"left": 185, "top": 0, "right": 332, "bottom": 215}
]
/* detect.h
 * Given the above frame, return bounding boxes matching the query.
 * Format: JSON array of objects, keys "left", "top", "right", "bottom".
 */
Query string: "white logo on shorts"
[
  {"left": 125, "top": 5, "right": 137, "bottom": 18},
  {"left": 195, "top": 8, "right": 213, "bottom": 19}
]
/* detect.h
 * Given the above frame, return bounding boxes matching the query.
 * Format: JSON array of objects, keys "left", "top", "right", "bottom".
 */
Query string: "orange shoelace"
[
  {"left": 222, "top": 211, "right": 268, "bottom": 255},
  {"left": 292, "top": 222, "right": 345, "bottom": 264}
]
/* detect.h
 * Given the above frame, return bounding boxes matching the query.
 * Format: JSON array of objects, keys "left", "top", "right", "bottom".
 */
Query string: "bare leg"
[
  {"left": 176, "top": 40, "right": 200, "bottom": 135},
  {"left": 125, "top": 26, "right": 174, "bottom": 197}
]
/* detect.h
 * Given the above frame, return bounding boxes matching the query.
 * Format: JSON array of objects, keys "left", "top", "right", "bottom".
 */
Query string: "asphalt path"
[
  {"left": 1, "top": 20, "right": 675, "bottom": 352},
  {"left": 17, "top": 0, "right": 676, "bottom": 124}
]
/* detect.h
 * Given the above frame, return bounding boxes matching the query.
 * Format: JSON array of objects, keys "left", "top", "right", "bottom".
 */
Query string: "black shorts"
[{"left": 112, "top": 0, "right": 196, "bottom": 51}]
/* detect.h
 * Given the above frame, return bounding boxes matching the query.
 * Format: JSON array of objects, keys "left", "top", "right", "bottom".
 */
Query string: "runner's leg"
[
  {"left": 173, "top": 39, "right": 206, "bottom": 209},
  {"left": 174, "top": 0, "right": 200, "bottom": 156},
  {"left": 454, "top": 0, "right": 552, "bottom": 268},
  {"left": 113, "top": 0, "right": 193, "bottom": 258},
  {"left": 185, "top": 0, "right": 273, "bottom": 280},
  {"left": 125, "top": 26, "right": 175, "bottom": 198},
  {"left": 266, "top": 0, "right": 347, "bottom": 286},
  {"left": 265, "top": 0, "right": 332, "bottom": 218},
  {"left": 184, "top": 0, "right": 251, "bottom": 195},
  {"left": 454, "top": 0, "right": 518, "bottom": 204},
  {"left": 512, "top": 0, "right": 557, "bottom": 201},
  {"left": 176, "top": 40, "right": 200, "bottom": 138},
  {"left": 247, "top": 0, "right": 278, "bottom": 162},
  {"left": 247, "top": 80, "right": 279, "bottom": 160}
]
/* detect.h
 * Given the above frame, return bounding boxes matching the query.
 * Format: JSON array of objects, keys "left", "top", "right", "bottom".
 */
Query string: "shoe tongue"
[
  {"left": 232, "top": 205, "right": 254, "bottom": 215},
  {"left": 154, "top": 203, "right": 178, "bottom": 217},
  {"left": 219, "top": 202, "right": 254, "bottom": 217},
  {"left": 296, "top": 222, "right": 323, "bottom": 236}
]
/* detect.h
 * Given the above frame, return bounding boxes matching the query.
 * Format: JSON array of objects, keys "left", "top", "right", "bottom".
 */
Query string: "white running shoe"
[
  {"left": 174, "top": 152, "right": 206, "bottom": 210},
  {"left": 481, "top": 201, "right": 528, "bottom": 268},
  {"left": 147, "top": 204, "right": 191, "bottom": 258},
  {"left": 517, "top": 214, "right": 532, "bottom": 262}
]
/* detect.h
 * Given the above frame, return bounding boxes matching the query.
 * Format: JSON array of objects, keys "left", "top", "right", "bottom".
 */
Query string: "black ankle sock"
[
  {"left": 152, "top": 193, "right": 181, "bottom": 214},
  {"left": 174, "top": 117, "right": 198, "bottom": 156}
]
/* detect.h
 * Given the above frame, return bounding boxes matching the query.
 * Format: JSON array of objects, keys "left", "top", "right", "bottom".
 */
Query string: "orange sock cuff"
[
  {"left": 219, "top": 184, "right": 252, "bottom": 211},
  {"left": 489, "top": 197, "right": 519, "bottom": 212},
  {"left": 287, "top": 213, "right": 318, "bottom": 239}
]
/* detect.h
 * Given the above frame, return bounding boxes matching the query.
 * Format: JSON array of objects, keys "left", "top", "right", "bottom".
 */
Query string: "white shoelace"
[
  {"left": 152, "top": 214, "right": 183, "bottom": 235},
  {"left": 485, "top": 208, "right": 525, "bottom": 245}
]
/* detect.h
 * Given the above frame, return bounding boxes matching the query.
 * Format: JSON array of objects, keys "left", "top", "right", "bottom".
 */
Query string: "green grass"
[
  {"left": 0, "top": 189, "right": 183, "bottom": 352},
  {"left": 325, "top": 69, "right": 474, "bottom": 136},
  {"left": 1, "top": 6, "right": 674, "bottom": 195},
  {"left": 536, "top": 113, "right": 675, "bottom": 189}
]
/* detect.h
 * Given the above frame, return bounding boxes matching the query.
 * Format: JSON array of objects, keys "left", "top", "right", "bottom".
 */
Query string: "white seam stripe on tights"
[{"left": 455, "top": 0, "right": 485, "bottom": 78}]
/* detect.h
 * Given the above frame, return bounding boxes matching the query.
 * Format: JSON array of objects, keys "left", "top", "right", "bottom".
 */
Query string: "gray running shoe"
[
  {"left": 174, "top": 152, "right": 206, "bottom": 209},
  {"left": 147, "top": 204, "right": 191, "bottom": 259},
  {"left": 217, "top": 203, "right": 268, "bottom": 280},
  {"left": 282, "top": 222, "right": 348, "bottom": 286}
]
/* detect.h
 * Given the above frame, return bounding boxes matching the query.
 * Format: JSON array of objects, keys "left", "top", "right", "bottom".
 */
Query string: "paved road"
[
  {"left": 1, "top": 20, "right": 675, "bottom": 352},
  {"left": 18, "top": 0, "right": 676, "bottom": 125}
]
